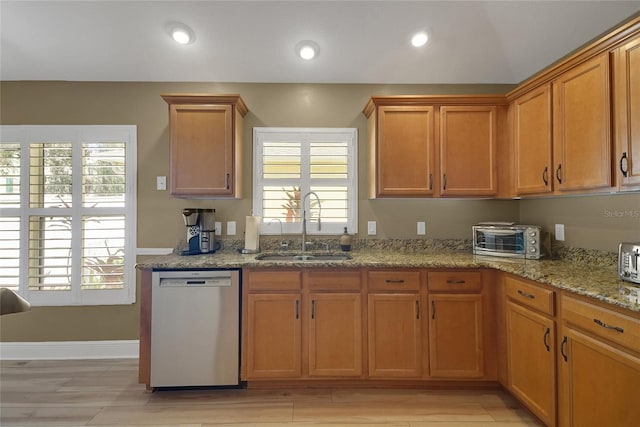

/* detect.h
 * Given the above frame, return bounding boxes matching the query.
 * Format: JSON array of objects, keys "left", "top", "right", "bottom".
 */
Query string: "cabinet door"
[
  {"left": 513, "top": 85, "right": 553, "bottom": 195},
  {"left": 559, "top": 327, "right": 640, "bottom": 427},
  {"left": 308, "top": 293, "right": 362, "bottom": 377},
  {"left": 169, "top": 104, "right": 234, "bottom": 196},
  {"left": 376, "top": 106, "right": 435, "bottom": 197},
  {"left": 429, "top": 294, "right": 484, "bottom": 378},
  {"left": 440, "top": 106, "right": 498, "bottom": 196},
  {"left": 246, "top": 294, "right": 301, "bottom": 378},
  {"left": 553, "top": 54, "right": 612, "bottom": 192},
  {"left": 368, "top": 293, "right": 422, "bottom": 377},
  {"left": 506, "top": 302, "right": 556, "bottom": 427},
  {"left": 614, "top": 35, "right": 640, "bottom": 189}
]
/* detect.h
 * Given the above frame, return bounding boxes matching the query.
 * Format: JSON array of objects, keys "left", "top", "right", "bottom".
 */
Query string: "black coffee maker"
[{"left": 181, "top": 208, "right": 218, "bottom": 255}]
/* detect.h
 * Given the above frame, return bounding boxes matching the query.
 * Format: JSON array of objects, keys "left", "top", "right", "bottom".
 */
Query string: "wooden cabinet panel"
[
  {"left": 308, "top": 293, "right": 362, "bottom": 377},
  {"left": 162, "top": 94, "right": 247, "bottom": 198},
  {"left": 552, "top": 54, "right": 612, "bottom": 192},
  {"left": 440, "top": 106, "right": 498, "bottom": 196},
  {"left": 504, "top": 275, "right": 555, "bottom": 316},
  {"left": 507, "top": 301, "right": 556, "bottom": 426},
  {"left": 305, "top": 270, "right": 361, "bottom": 291},
  {"left": 429, "top": 294, "right": 484, "bottom": 378},
  {"left": 559, "top": 327, "right": 640, "bottom": 427},
  {"left": 427, "top": 271, "right": 482, "bottom": 293},
  {"left": 368, "top": 270, "right": 421, "bottom": 292},
  {"left": 513, "top": 84, "right": 553, "bottom": 195},
  {"left": 368, "top": 293, "right": 422, "bottom": 377},
  {"left": 246, "top": 294, "right": 301, "bottom": 378},
  {"left": 614, "top": 35, "right": 640, "bottom": 189},
  {"left": 245, "top": 269, "right": 302, "bottom": 291},
  {"left": 375, "top": 106, "right": 435, "bottom": 197}
]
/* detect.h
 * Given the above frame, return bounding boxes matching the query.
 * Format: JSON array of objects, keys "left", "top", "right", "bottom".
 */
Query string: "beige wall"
[{"left": 0, "top": 80, "right": 636, "bottom": 343}]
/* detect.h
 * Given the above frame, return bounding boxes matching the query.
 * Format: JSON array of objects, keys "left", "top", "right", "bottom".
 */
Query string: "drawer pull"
[
  {"left": 593, "top": 318, "right": 624, "bottom": 333},
  {"left": 517, "top": 289, "right": 536, "bottom": 299},
  {"left": 385, "top": 279, "right": 405, "bottom": 284},
  {"left": 446, "top": 279, "right": 466, "bottom": 285},
  {"left": 543, "top": 327, "right": 550, "bottom": 352},
  {"left": 561, "top": 336, "right": 568, "bottom": 362}
]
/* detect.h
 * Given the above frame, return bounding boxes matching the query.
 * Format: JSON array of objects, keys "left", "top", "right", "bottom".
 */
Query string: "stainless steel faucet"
[{"left": 301, "top": 191, "right": 322, "bottom": 252}]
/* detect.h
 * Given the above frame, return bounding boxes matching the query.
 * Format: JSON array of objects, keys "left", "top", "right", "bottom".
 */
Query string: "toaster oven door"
[{"left": 474, "top": 228, "right": 525, "bottom": 257}]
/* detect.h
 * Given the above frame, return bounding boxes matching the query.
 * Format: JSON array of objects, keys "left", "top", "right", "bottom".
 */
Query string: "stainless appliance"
[
  {"left": 150, "top": 269, "right": 240, "bottom": 387},
  {"left": 619, "top": 242, "right": 640, "bottom": 284},
  {"left": 473, "top": 222, "right": 547, "bottom": 259},
  {"left": 181, "top": 208, "right": 219, "bottom": 255}
]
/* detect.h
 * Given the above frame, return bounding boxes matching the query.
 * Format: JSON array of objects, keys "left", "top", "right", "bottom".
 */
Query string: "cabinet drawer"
[
  {"left": 505, "top": 276, "right": 555, "bottom": 316},
  {"left": 427, "top": 271, "right": 482, "bottom": 293},
  {"left": 368, "top": 271, "right": 421, "bottom": 292},
  {"left": 305, "top": 270, "right": 361, "bottom": 291},
  {"left": 562, "top": 295, "right": 640, "bottom": 354},
  {"left": 246, "top": 270, "right": 301, "bottom": 291}
]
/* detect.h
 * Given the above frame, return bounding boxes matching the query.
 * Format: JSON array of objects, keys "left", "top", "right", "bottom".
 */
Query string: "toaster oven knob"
[
  {"left": 529, "top": 247, "right": 537, "bottom": 253},
  {"left": 529, "top": 239, "right": 536, "bottom": 245}
]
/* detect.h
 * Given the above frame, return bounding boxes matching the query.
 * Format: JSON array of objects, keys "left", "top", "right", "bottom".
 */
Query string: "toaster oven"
[
  {"left": 619, "top": 242, "right": 640, "bottom": 284},
  {"left": 473, "top": 223, "right": 546, "bottom": 259}
]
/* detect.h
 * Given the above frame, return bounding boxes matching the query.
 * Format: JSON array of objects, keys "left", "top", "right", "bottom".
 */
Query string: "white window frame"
[
  {"left": 253, "top": 127, "right": 358, "bottom": 235},
  {"left": 0, "top": 125, "right": 137, "bottom": 306}
]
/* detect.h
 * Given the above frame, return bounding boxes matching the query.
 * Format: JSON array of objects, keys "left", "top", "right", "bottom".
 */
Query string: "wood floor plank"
[
  {"left": 147, "top": 388, "right": 332, "bottom": 406},
  {"left": 0, "top": 406, "right": 103, "bottom": 426}
]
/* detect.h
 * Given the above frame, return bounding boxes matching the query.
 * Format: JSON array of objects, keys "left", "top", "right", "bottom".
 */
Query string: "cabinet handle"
[
  {"left": 542, "top": 166, "right": 549, "bottom": 186},
  {"left": 543, "top": 327, "right": 551, "bottom": 352},
  {"left": 416, "top": 300, "right": 420, "bottom": 320},
  {"left": 429, "top": 173, "right": 433, "bottom": 191},
  {"left": 295, "top": 299, "right": 299, "bottom": 319},
  {"left": 446, "top": 279, "right": 466, "bottom": 285},
  {"left": 311, "top": 300, "right": 315, "bottom": 320},
  {"left": 385, "top": 279, "right": 405, "bottom": 284},
  {"left": 226, "top": 173, "right": 230, "bottom": 189},
  {"left": 431, "top": 300, "right": 436, "bottom": 320},
  {"left": 517, "top": 289, "right": 535, "bottom": 299},
  {"left": 561, "top": 336, "right": 568, "bottom": 362},
  {"left": 593, "top": 318, "right": 624, "bottom": 333},
  {"left": 620, "top": 152, "right": 628, "bottom": 178},
  {"left": 443, "top": 174, "right": 447, "bottom": 190},
  {"left": 555, "top": 164, "right": 562, "bottom": 184}
]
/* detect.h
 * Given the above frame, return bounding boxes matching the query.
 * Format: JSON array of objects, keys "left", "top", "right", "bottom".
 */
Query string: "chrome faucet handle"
[
  {"left": 318, "top": 241, "right": 330, "bottom": 252},
  {"left": 279, "top": 241, "right": 289, "bottom": 251}
]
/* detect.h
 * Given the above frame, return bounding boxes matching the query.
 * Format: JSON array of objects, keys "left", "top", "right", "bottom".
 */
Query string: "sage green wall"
[{"left": 0, "top": 80, "right": 635, "bottom": 343}]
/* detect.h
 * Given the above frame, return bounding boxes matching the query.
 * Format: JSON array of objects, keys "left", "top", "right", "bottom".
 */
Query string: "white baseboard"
[{"left": 0, "top": 340, "right": 139, "bottom": 360}]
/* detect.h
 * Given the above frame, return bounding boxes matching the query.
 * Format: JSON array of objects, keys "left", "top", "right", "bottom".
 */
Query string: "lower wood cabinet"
[
  {"left": 504, "top": 275, "right": 557, "bottom": 427},
  {"left": 246, "top": 293, "right": 301, "bottom": 379},
  {"left": 558, "top": 295, "right": 640, "bottom": 427},
  {"left": 367, "top": 293, "right": 422, "bottom": 378},
  {"left": 308, "top": 292, "right": 362, "bottom": 377}
]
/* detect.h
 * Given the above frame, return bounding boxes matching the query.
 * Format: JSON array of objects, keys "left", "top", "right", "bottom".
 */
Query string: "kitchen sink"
[{"left": 254, "top": 253, "right": 353, "bottom": 262}]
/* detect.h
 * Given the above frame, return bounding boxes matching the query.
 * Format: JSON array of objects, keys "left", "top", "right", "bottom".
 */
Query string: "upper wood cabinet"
[
  {"left": 161, "top": 94, "right": 248, "bottom": 198},
  {"left": 373, "top": 105, "right": 435, "bottom": 197},
  {"left": 512, "top": 84, "right": 553, "bottom": 195},
  {"left": 552, "top": 54, "right": 612, "bottom": 192},
  {"left": 613, "top": 34, "right": 640, "bottom": 190},
  {"left": 440, "top": 106, "right": 499, "bottom": 196},
  {"left": 364, "top": 96, "right": 506, "bottom": 198}
]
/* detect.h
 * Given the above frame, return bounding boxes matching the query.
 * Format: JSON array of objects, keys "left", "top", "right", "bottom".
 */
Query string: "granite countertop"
[{"left": 137, "top": 249, "right": 639, "bottom": 313}]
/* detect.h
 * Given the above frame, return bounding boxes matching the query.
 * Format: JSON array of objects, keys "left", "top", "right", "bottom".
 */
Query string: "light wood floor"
[{"left": 0, "top": 359, "right": 543, "bottom": 426}]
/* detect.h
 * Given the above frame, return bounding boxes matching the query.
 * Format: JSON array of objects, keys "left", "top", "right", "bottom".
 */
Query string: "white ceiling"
[{"left": 2, "top": 0, "right": 639, "bottom": 85}]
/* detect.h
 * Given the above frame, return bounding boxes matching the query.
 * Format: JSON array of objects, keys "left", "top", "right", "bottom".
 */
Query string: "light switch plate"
[
  {"left": 555, "top": 224, "right": 565, "bottom": 241},
  {"left": 367, "top": 221, "right": 377, "bottom": 235},
  {"left": 227, "top": 221, "right": 236, "bottom": 236},
  {"left": 214, "top": 222, "right": 222, "bottom": 236},
  {"left": 156, "top": 176, "right": 166, "bottom": 191},
  {"left": 417, "top": 221, "right": 426, "bottom": 235}
]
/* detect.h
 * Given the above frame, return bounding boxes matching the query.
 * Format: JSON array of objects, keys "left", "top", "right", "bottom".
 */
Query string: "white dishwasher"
[{"left": 150, "top": 269, "right": 240, "bottom": 387}]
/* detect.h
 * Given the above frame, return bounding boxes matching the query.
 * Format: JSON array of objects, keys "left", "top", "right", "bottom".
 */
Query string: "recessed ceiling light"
[
  {"left": 167, "top": 22, "right": 195, "bottom": 45},
  {"left": 411, "top": 32, "right": 429, "bottom": 47},
  {"left": 295, "top": 40, "right": 320, "bottom": 60}
]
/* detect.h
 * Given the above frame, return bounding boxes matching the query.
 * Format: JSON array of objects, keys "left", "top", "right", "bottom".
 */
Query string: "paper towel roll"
[{"left": 244, "top": 216, "right": 261, "bottom": 251}]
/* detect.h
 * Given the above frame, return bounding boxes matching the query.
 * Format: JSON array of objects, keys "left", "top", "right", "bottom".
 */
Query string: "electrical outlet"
[
  {"left": 417, "top": 221, "right": 426, "bottom": 235},
  {"left": 555, "top": 224, "right": 565, "bottom": 241},
  {"left": 156, "top": 176, "right": 166, "bottom": 191},
  {"left": 214, "top": 222, "right": 222, "bottom": 236},
  {"left": 367, "top": 221, "right": 377, "bottom": 235},
  {"left": 227, "top": 221, "right": 236, "bottom": 236}
]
